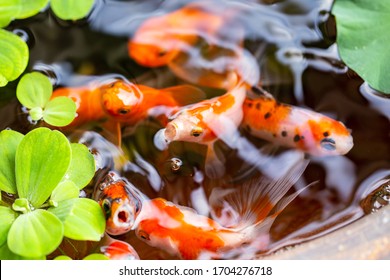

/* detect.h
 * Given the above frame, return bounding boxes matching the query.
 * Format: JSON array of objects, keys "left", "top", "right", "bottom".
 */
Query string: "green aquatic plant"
[
  {"left": 0, "top": 0, "right": 49, "bottom": 28},
  {"left": 16, "top": 72, "right": 77, "bottom": 127},
  {"left": 0, "top": 0, "right": 95, "bottom": 87},
  {"left": 50, "top": 0, "right": 95, "bottom": 21},
  {"left": 54, "top": 253, "right": 109, "bottom": 260},
  {"left": 0, "top": 0, "right": 95, "bottom": 27},
  {"left": 332, "top": 0, "right": 390, "bottom": 93},
  {"left": 0, "top": 128, "right": 105, "bottom": 259},
  {"left": 0, "top": 29, "right": 29, "bottom": 87}
]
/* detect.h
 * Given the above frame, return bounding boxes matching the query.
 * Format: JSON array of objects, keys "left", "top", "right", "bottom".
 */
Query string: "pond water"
[{"left": 1, "top": 0, "right": 390, "bottom": 259}]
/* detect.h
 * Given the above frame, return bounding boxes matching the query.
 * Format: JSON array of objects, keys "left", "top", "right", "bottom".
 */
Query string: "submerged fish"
[
  {"left": 157, "top": 84, "right": 247, "bottom": 177},
  {"left": 100, "top": 237, "right": 140, "bottom": 260},
  {"left": 128, "top": 2, "right": 259, "bottom": 89},
  {"left": 97, "top": 158, "right": 309, "bottom": 260},
  {"left": 96, "top": 172, "right": 144, "bottom": 235},
  {"left": 242, "top": 93, "right": 354, "bottom": 156},
  {"left": 100, "top": 79, "right": 206, "bottom": 127}
]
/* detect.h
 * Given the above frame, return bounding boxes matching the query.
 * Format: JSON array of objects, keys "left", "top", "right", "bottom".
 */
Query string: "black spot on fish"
[
  {"left": 281, "top": 131, "right": 287, "bottom": 137},
  {"left": 323, "top": 131, "right": 329, "bottom": 137},
  {"left": 256, "top": 102, "right": 261, "bottom": 110},
  {"left": 264, "top": 112, "right": 271, "bottom": 119},
  {"left": 293, "top": 134, "right": 301, "bottom": 142},
  {"left": 247, "top": 102, "right": 253, "bottom": 108}
]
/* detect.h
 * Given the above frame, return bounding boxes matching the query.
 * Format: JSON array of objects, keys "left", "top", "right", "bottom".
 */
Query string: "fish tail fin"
[
  {"left": 161, "top": 85, "right": 206, "bottom": 107},
  {"left": 209, "top": 156, "right": 309, "bottom": 239}
]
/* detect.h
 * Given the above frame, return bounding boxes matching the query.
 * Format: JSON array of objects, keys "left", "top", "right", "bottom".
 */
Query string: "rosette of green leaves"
[
  {"left": 0, "top": 0, "right": 95, "bottom": 87},
  {"left": 0, "top": 0, "right": 95, "bottom": 27},
  {"left": 0, "top": 128, "right": 104, "bottom": 259},
  {"left": 16, "top": 72, "right": 77, "bottom": 127}
]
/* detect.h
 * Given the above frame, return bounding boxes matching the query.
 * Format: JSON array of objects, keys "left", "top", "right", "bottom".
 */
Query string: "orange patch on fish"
[{"left": 243, "top": 98, "right": 291, "bottom": 135}]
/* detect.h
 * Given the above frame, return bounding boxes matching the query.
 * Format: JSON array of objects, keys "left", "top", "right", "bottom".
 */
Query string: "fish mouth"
[
  {"left": 165, "top": 123, "right": 177, "bottom": 141},
  {"left": 107, "top": 205, "right": 134, "bottom": 235}
]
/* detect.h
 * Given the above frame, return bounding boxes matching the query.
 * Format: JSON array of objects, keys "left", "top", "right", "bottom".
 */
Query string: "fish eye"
[
  {"left": 190, "top": 127, "right": 203, "bottom": 137},
  {"left": 138, "top": 230, "right": 150, "bottom": 241},
  {"left": 117, "top": 108, "right": 130, "bottom": 115},
  {"left": 320, "top": 138, "right": 336, "bottom": 151},
  {"left": 157, "top": 50, "right": 167, "bottom": 57},
  {"left": 101, "top": 199, "right": 112, "bottom": 219}
]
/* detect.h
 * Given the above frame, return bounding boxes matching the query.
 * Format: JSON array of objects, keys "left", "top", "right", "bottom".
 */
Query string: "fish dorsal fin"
[
  {"left": 248, "top": 85, "right": 275, "bottom": 100},
  {"left": 160, "top": 85, "right": 206, "bottom": 106}
]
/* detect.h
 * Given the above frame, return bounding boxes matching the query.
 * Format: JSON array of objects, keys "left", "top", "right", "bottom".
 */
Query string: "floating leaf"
[
  {"left": 83, "top": 253, "right": 109, "bottom": 260},
  {"left": 18, "top": 0, "right": 49, "bottom": 19},
  {"left": 54, "top": 255, "right": 72, "bottom": 260},
  {"left": 0, "top": 1, "right": 19, "bottom": 28},
  {"left": 51, "top": 180, "right": 79, "bottom": 203},
  {"left": 64, "top": 143, "right": 95, "bottom": 189},
  {"left": 15, "top": 128, "right": 71, "bottom": 208},
  {"left": 50, "top": 0, "right": 95, "bottom": 20},
  {"left": 7, "top": 209, "right": 63, "bottom": 258},
  {"left": 49, "top": 198, "right": 105, "bottom": 241},
  {"left": 43, "top": 96, "right": 77, "bottom": 127},
  {"left": 0, "top": 243, "right": 45, "bottom": 260},
  {"left": 0, "top": 206, "right": 17, "bottom": 246},
  {"left": 16, "top": 72, "right": 52, "bottom": 108},
  {"left": 333, "top": 0, "right": 390, "bottom": 93},
  {"left": 0, "top": 0, "right": 49, "bottom": 28},
  {"left": 0, "top": 29, "right": 29, "bottom": 87},
  {"left": 0, "top": 130, "right": 23, "bottom": 194}
]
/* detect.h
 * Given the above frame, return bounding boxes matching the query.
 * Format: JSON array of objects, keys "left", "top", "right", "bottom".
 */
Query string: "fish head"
[
  {"left": 164, "top": 114, "right": 211, "bottom": 144},
  {"left": 98, "top": 179, "right": 142, "bottom": 235},
  {"left": 101, "top": 80, "right": 143, "bottom": 121},
  {"left": 307, "top": 118, "right": 354, "bottom": 156}
]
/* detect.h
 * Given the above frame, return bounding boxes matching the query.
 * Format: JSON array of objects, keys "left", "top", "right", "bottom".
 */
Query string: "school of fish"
[{"left": 49, "top": 1, "right": 354, "bottom": 259}]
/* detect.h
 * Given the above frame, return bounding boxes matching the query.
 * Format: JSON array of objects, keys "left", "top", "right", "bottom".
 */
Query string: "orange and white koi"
[
  {"left": 156, "top": 84, "right": 247, "bottom": 177},
  {"left": 100, "top": 237, "right": 140, "bottom": 260},
  {"left": 241, "top": 93, "right": 354, "bottom": 156},
  {"left": 97, "top": 157, "right": 309, "bottom": 260},
  {"left": 100, "top": 79, "right": 206, "bottom": 127},
  {"left": 128, "top": 2, "right": 259, "bottom": 89}
]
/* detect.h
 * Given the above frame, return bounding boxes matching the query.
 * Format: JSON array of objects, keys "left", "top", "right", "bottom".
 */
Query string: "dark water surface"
[{"left": 1, "top": 0, "right": 390, "bottom": 259}]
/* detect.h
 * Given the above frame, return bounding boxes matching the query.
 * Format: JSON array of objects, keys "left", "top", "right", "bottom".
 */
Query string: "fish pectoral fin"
[
  {"left": 101, "top": 120, "right": 122, "bottom": 147},
  {"left": 161, "top": 85, "right": 206, "bottom": 106},
  {"left": 204, "top": 144, "right": 225, "bottom": 179}
]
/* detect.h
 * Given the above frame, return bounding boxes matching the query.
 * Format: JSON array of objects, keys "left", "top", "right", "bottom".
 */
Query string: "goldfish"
[
  {"left": 97, "top": 156, "right": 309, "bottom": 260},
  {"left": 100, "top": 237, "right": 140, "bottom": 260},
  {"left": 95, "top": 171, "right": 144, "bottom": 235},
  {"left": 100, "top": 79, "right": 206, "bottom": 127},
  {"left": 52, "top": 78, "right": 205, "bottom": 145},
  {"left": 128, "top": 1, "right": 259, "bottom": 89},
  {"left": 156, "top": 84, "right": 247, "bottom": 177},
  {"left": 241, "top": 92, "right": 354, "bottom": 156}
]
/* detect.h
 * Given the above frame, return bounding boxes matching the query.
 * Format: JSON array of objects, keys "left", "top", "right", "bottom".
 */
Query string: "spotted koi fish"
[
  {"left": 241, "top": 93, "right": 354, "bottom": 156},
  {"left": 156, "top": 84, "right": 247, "bottom": 177},
  {"left": 97, "top": 158, "right": 308, "bottom": 260},
  {"left": 128, "top": 2, "right": 259, "bottom": 89}
]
